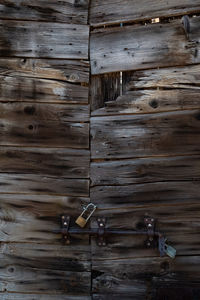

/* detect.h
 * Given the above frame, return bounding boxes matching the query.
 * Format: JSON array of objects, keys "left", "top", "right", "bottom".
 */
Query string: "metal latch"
[{"left": 56, "top": 215, "right": 176, "bottom": 259}]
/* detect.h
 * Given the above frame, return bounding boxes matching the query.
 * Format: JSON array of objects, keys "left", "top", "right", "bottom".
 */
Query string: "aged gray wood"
[
  {"left": 0, "top": 20, "right": 89, "bottom": 59},
  {"left": 90, "top": 17, "right": 200, "bottom": 74},
  {"left": 127, "top": 64, "right": 200, "bottom": 90},
  {"left": 92, "top": 89, "right": 200, "bottom": 116},
  {"left": 92, "top": 256, "right": 200, "bottom": 294},
  {"left": 91, "top": 155, "right": 200, "bottom": 186},
  {"left": 0, "top": 0, "right": 89, "bottom": 24},
  {"left": 90, "top": 200, "right": 200, "bottom": 259},
  {"left": 0, "top": 58, "right": 89, "bottom": 84},
  {"left": 0, "top": 147, "right": 89, "bottom": 178},
  {"left": 0, "top": 75, "right": 89, "bottom": 103},
  {"left": 0, "top": 102, "right": 89, "bottom": 148},
  {"left": 0, "top": 174, "right": 89, "bottom": 196},
  {"left": 90, "top": 0, "right": 200, "bottom": 26},
  {"left": 91, "top": 181, "right": 200, "bottom": 209},
  {"left": 0, "top": 193, "right": 90, "bottom": 243},
  {"left": 92, "top": 295, "right": 142, "bottom": 300},
  {"left": 0, "top": 295, "right": 91, "bottom": 300},
  {"left": 91, "top": 110, "right": 200, "bottom": 159},
  {"left": 0, "top": 243, "right": 90, "bottom": 271}
]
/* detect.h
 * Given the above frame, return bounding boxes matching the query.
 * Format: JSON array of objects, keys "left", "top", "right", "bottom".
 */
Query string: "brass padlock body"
[
  {"left": 75, "top": 203, "right": 97, "bottom": 228},
  {"left": 75, "top": 216, "right": 87, "bottom": 228}
]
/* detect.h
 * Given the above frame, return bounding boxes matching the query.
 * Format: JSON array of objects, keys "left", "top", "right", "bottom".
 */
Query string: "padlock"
[{"left": 75, "top": 203, "right": 97, "bottom": 228}]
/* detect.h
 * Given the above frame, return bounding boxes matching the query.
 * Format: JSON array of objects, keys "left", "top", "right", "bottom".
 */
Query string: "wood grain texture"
[
  {"left": 0, "top": 193, "right": 90, "bottom": 243},
  {"left": 92, "top": 89, "right": 200, "bottom": 116},
  {"left": 91, "top": 181, "right": 200, "bottom": 209},
  {"left": 91, "top": 110, "right": 200, "bottom": 159},
  {"left": 91, "top": 256, "right": 200, "bottom": 295},
  {"left": 0, "top": 0, "right": 89, "bottom": 24},
  {"left": 0, "top": 75, "right": 89, "bottom": 104},
  {"left": 92, "top": 295, "right": 142, "bottom": 300},
  {"left": 0, "top": 174, "right": 89, "bottom": 196},
  {"left": 0, "top": 295, "right": 91, "bottom": 300},
  {"left": 91, "top": 155, "right": 200, "bottom": 186},
  {"left": 0, "top": 147, "right": 89, "bottom": 178},
  {"left": 0, "top": 102, "right": 89, "bottom": 148},
  {"left": 90, "top": 17, "right": 200, "bottom": 74},
  {"left": 0, "top": 20, "right": 89, "bottom": 59},
  {"left": 0, "top": 58, "right": 89, "bottom": 84},
  {"left": 90, "top": 0, "right": 200, "bottom": 26},
  {"left": 90, "top": 200, "right": 200, "bottom": 259},
  {"left": 127, "top": 64, "right": 200, "bottom": 90}
]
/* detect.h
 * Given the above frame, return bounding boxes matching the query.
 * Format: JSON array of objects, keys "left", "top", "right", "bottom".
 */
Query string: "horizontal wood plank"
[
  {"left": 91, "top": 110, "right": 200, "bottom": 159},
  {"left": 0, "top": 0, "right": 89, "bottom": 24},
  {"left": 0, "top": 174, "right": 89, "bottom": 196},
  {"left": 92, "top": 256, "right": 200, "bottom": 294},
  {"left": 0, "top": 147, "right": 89, "bottom": 178},
  {"left": 90, "top": 17, "right": 200, "bottom": 74},
  {"left": 0, "top": 20, "right": 89, "bottom": 59},
  {"left": 127, "top": 64, "right": 200, "bottom": 90},
  {"left": 92, "top": 295, "right": 142, "bottom": 300},
  {"left": 91, "top": 155, "right": 200, "bottom": 186},
  {"left": 0, "top": 102, "right": 89, "bottom": 148},
  {"left": 90, "top": 0, "right": 200, "bottom": 26},
  {"left": 0, "top": 295, "right": 91, "bottom": 300},
  {"left": 0, "top": 75, "right": 89, "bottom": 104},
  {"left": 0, "top": 58, "right": 89, "bottom": 84},
  {"left": 0, "top": 194, "right": 90, "bottom": 243},
  {"left": 92, "top": 89, "right": 200, "bottom": 116},
  {"left": 91, "top": 181, "right": 200, "bottom": 209}
]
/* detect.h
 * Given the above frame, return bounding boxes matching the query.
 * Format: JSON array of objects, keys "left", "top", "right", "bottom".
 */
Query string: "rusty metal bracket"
[
  {"left": 61, "top": 215, "right": 71, "bottom": 245},
  {"left": 55, "top": 215, "right": 176, "bottom": 258},
  {"left": 97, "top": 217, "right": 106, "bottom": 247}
]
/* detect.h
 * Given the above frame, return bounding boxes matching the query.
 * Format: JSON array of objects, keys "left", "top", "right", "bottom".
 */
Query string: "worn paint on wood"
[
  {"left": 90, "top": 0, "right": 200, "bottom": 26},
  {"left": 91, "top": 110, "right": 200, "bottom": 159},
  {"left": 0, "top": 295, "right": 91, "bottom": 300},
  {"left": 0, "top": 102, "right": 89, "bottom": 148},
  {"left": 0, "top": 194, "right": 90, "bottom": 243},
  {"left": 0, "top": 0, "right": 89, "bottom": 24},
  {"left": 0, "top": 20, "right": 89, "bottom": 59},
  {"left": 90, "top": 17, "right": 200, "bottom": 74}
]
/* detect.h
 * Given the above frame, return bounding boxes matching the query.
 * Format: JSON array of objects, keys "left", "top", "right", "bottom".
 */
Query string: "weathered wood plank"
[
  {"left": 92, "top": 295, "right": 142, "bottom": 300},
  {"left": 92, "top": 256, "right": 200, "bottom": 294},
  {"left": 0, "top": 295, "right": 91, "bottom": 300},
  {"left": 91, "top": 110, "right": 200, "bottom": 159},
  {"left": 0, "top": 174, "right": 89, "bottom": 196},
  {"left": 0, "top": 147, "right": 89, "bottom": 178},
  {"left": 91, "top": 155, "right": 200, "bottom": 186},
  {"left": 0, "top": 194, "right": 90, "bottom": 243},
  {"left": 127, "top": 64, "right": 200, "bottom": 90},
  {"left": 0, "top": 0, "right": 89, "bottom": 24},
  {"left": 0, "top": 58, "right": 89, "bottom": 84},
  {"left": 0, "top": 102, "right": 89, "bottom": 148},
  {"left": 91, "top": 181, "right": 200, "bottom": 209},
  {"left": 0, "top": 75, "right": 88, "bottom": 103},
  {"left": 90, "top": 0, "right": 200, "bottom": 26},
  {"left": 0, "top": 243, "right": 90, "bottom": 271},
  {"left": 0, "top": 266, "right": 90, "bottom": 294},
  {"left": 90, "top": 200, "right": 200, "bottom": 259},
  {"left": 90, "top": 17, "right": 200, "bottom": 74},
  {"left": 92, "top": 89, "right": 200, "bottom": 115},
  {"left": 0, "top": 20, "right": 89, "bottom": 59}
]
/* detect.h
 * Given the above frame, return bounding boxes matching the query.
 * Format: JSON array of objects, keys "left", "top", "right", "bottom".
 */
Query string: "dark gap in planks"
[{"left": 90, "top": 12, "right": 200, "bottom": 31}]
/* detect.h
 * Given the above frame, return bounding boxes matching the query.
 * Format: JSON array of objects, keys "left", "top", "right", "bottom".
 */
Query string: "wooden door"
[
  {"left": 89, "top": 3, "right": 200, "bottom": 299},
  {"left": 0, "top": 1, "right": 91, "bottom": 299}
]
